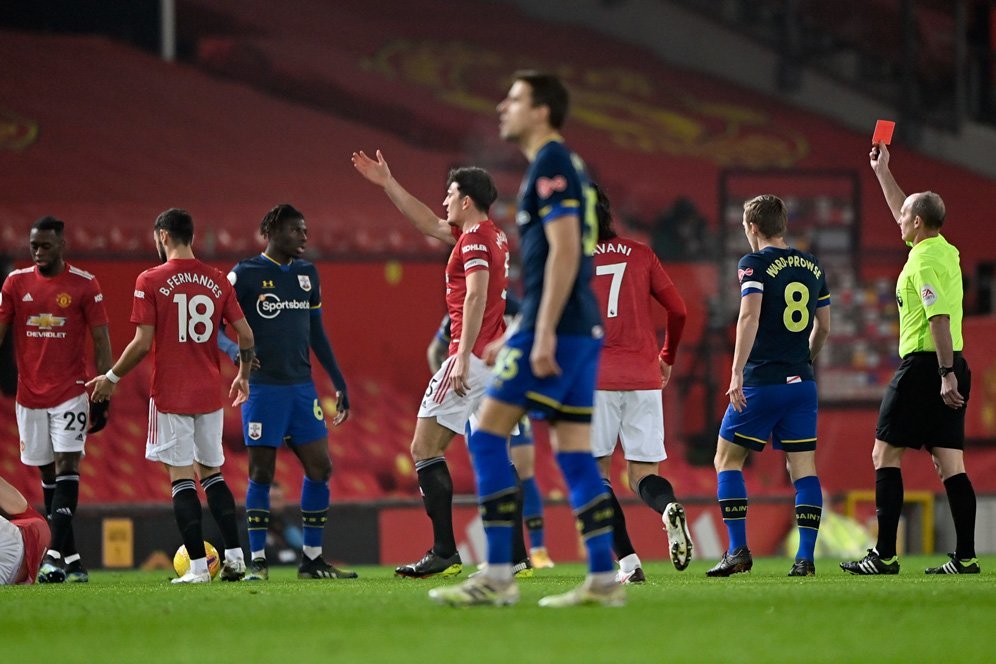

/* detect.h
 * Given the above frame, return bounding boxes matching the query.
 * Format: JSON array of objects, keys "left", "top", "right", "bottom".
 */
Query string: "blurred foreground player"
[
  {"left": 589, "top": 183, "right": 691, "bottom": 584},
  {"left": 88, "top": 209, "right": 252, "bottom": 583},
  {"left": 0, "top": 474, "right": 49, "bottom": 585},
  {"left": 708, "top": 195, "right": 830, "bottom": 578},
  {"left": 429, "top": 310, "right": 554, "bottom": 571},
  {"left": 430, "top": 72, "right": 617, "bottom": 608},
  {"left": 842, "top": 144, "right": 976, "bottom": 576},
  {"left": 0, "top": 217, "right": 112, "bottom": 583},
  {"left": 227, "top": 204, "right": 354, "bottom": 581}
]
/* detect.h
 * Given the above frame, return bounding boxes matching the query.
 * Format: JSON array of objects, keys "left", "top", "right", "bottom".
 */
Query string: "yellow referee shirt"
[{"left": 895, "top": 235, "right": 964, "bottom": 357}]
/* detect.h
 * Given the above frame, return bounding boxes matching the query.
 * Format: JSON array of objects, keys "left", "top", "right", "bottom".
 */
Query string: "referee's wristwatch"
[{"left": 938, "top": 365, "right": 955, "bottom": 377}]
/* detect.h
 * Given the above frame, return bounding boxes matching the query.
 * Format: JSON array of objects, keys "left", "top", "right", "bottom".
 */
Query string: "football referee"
[{"left": 842, "top": 143, "right": 976, "bottom": 576}]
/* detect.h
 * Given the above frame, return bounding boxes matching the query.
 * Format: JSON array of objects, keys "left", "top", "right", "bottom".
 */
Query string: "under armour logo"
[{"left": 262, "top": 280, "right": 275, "bottom": 289}]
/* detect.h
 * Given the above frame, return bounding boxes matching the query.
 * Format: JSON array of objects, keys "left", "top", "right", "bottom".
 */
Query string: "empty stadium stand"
[{"left": 2, "top": 0, "right": 995, "bottom": 511}]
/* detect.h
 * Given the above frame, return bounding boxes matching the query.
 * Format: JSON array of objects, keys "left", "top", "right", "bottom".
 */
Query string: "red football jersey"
[
  {"left": 9, "top": 506, "right": 49, "bottom": 585},
  {"left": 0, "top": 264, "right": 109, "bottom": 408},
  {"left": 592, "top": 238, "right": 686, "bottom": 390},
  {"left": 445, "top": 220, "right": 509, "bottom": 357},
  {"left": 130, "top": 258, "right": 245, "bottom": 414}
]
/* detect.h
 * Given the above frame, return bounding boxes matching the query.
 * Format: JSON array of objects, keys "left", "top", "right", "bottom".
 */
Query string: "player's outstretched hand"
[
  {"left": 333, "top": 391, "right": 350, "bottom": 426},
  {"left": 726, "top": 371, "right": 747, "bottom": 413},
  {"left": 530, "top": 331, "right": 561, "bottom": 378},
  {"left": 449, "top": 354, "right": 470, "bottom": 397},
  {"left": 870, "top": 142, "right": 890, "bottom": 173},
  {"left": 85, "top": 375, "right": 115, "bottom": 404},
  {"left": 940, "top": 374, "right": 965, "bottom": 410},
  {"left": 659, "top": 359, "right": 673, "bottom": 389},
  {"left": 87, "top": 399, "right": 110, "bottom": 434},
  {"left": 229, "top": 375, "right": 249, "bottom": 407},
  {"left": 351, "top": 149, "right": 392, "bottom": 187}
]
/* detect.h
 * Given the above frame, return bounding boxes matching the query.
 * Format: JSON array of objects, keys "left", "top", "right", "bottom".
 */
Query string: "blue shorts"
[
  {"left": 486, "top": 332, "right": 602, "bottom": 423},
  {"left": 719, "top": 381, "right": 818, "bottom": 452},
  {"left": 242, "top": 382, "right": 328, "bottom": 447},
  {"left": 508, "top": 416, "right": 534, "bottom": 447}
]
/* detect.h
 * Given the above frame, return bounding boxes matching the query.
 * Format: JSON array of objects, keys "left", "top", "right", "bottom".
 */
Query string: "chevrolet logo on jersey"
[
  {"left": 26, "top": 313, "right": 68, "bottom": 338},
  {"left": 262, "top": 280, "right": 275, "bottom": 289},
  {"left": 256, "top": 293, "right": 309, "bottom": 319}
]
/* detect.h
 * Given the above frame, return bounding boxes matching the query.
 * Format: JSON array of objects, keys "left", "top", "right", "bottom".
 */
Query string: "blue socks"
[
  {"left": 556, "top": 451, "right": 614, "bottom": 574},
  {"left": 793, "top": 475, "right": 823, "bottom": 562},
  {"left": 468, "top": 430, "right": 518, "bottom": 565},
  {"left": 717, "top": 470, "right": 748, "bottom": 553},
  {"left": 300, "top": 477, "right": 330, "bottom": 549},
  {"left": 245, "top": 479, "right": 271, "bottom": 556},
  {"left": 521, "top": 476, "right": 545, "bottom": 549}
]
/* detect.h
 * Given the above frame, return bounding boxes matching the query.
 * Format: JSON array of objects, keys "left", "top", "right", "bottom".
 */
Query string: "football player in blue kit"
[
  {"left": 429, "top": 307, "right": 554, "bottom": 572},
  {"left": 430, "top": 72, "right": 617, "bottom": 608},
  {"left": 221, "top": 204, "right": 354, "bottom": 581},
  {"left": 707, "top": 195, "right": 831, "bottom": 578}
]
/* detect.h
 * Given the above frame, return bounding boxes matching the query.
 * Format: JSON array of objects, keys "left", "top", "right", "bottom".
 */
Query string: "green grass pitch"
[{"left": 3, "top": 556, "right": 992, "bottom": 663}]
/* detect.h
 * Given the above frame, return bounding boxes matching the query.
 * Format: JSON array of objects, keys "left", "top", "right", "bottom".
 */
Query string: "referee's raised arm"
[{"left": 870, "top": 143, "right": 906, "bottom": 222}]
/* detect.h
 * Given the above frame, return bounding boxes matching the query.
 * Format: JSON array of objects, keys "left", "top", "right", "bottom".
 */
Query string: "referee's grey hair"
[{"left": 911, "top": 192, "right": 946, "bottom": 229}]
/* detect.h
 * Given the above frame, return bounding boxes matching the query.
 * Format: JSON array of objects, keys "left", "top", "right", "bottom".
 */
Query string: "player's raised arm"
[
  {"left": 352, "top": 149, "right": 455, "bottom": 244},
  {"left": 870, "top": 143, "right": 906, "bottom": 222}
]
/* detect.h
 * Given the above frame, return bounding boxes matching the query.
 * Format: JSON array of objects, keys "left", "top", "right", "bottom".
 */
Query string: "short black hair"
[
  {"left": 911, "top": 191, "right": 946, "bottom": 229},
  {"left": 446, "top": 167, "right": 498, "bottom": 213},
  {"left": 260, "top": 203, "right": 304, "bottom": 239},
  {"left": 513, "top": 70, "right": 569, "bottom": 129},
  {"left": 591, "top": 182, "right": 616, "bottom": 243},
  {"left": 32, "top": 216, "right": 65, "bottom": 236},
  {"left": 154, "top": 208, "right": 195, "bottom": 245},
  {"left": 743, "top": 195, "right": 787, "bottom": 239}
]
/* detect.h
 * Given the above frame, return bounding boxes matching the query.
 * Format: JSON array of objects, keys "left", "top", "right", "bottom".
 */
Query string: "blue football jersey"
[
  {"left": 515, "top": 140, "right": 601, "bottom": 337},
  {"left": 228, "top": 254, "right": 322, "bottom": 385},
  {"left": 737, "top": 247, "right": 830, "bottom": 386}
]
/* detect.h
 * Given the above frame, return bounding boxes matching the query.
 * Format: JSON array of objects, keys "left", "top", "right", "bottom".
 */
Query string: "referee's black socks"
[
  {"left": 874, "top": 467, "right": 903, "bottom": 559},
  {"left": 944, "top": 473, "right": 977, "bottom": 560}
]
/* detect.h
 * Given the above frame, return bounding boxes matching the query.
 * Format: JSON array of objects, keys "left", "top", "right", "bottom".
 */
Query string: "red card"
[{"left": 872, "top": 120, "right": 895, "bottom": 145}]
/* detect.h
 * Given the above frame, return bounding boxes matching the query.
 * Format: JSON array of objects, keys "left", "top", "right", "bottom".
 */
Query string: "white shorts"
[
  {"left": 417, "top": 354, "right": 491, "bottom": 435},
  {"left": 15, "top": 393, "right": 89, "bottom": 466},
  {"left": 0, "top": 516, "right": 25, "bottom": 586},
  {"left": 145, "top": 400, "right": 225, "bottom": 468},
  {"left": 592, "top": 389, "right": 666, "bottom": 463}
]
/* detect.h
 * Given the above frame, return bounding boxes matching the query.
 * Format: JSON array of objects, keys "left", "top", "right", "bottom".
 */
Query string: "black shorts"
[{"left": 876, "top": 352, "right": 971, "bottom": 450}]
